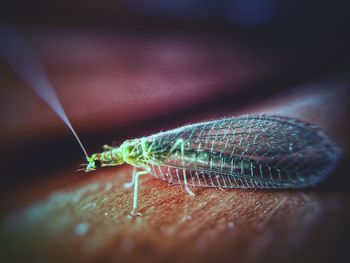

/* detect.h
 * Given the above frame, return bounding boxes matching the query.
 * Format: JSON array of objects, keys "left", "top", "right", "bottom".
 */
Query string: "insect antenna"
[{"left": 67, "top": 123, "right": 90, "bottom": 161}]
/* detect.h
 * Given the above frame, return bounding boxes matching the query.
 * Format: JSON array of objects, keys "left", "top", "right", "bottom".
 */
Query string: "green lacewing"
[{"left": 85, "top": 114, "right": 341, "bottom": 216}]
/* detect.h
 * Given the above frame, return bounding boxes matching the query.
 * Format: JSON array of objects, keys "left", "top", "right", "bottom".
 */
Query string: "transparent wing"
[{"left": 145, "top": 114, "right": 340, "bottom": 188}]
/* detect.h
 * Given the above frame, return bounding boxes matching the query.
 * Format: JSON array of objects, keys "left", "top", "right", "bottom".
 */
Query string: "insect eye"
[{"left": 94, "top": 160, "right": 102, "bottom": 168}]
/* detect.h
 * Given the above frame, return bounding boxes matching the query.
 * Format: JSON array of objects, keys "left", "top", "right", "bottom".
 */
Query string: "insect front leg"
[
  {"left": 103, "top": 144, "right": 114, "bottom": 151},
  {"left": 130, "top": 165, "right": 151, "bottom": 217},
  {"left": 170, "top": 139, "right": 195, "bottom": 197},
  {"left": 123, "top": 166, "right": 136, "bottom": 189}
]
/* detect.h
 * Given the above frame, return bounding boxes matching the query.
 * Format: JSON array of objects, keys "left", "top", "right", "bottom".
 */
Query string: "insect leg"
[
  {"left": 180, "top": 141, "right": 195, "bottom": 196},
  {"left": 103, "top": 144, "right": 114, "bottom": 151},
  {"left": 130, "top": 166, "right": 151, "bottom": 217},
  {"left": 170, "top": 139, "right": 195, "bottom": 196},
  {"left": 123, "top": 166, "right": 136, "bottom": 189}
]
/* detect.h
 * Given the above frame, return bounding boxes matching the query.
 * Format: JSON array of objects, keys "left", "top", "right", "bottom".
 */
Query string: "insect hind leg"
[{"left": 170, "top": 139, "right": 195, "bottom": 197}]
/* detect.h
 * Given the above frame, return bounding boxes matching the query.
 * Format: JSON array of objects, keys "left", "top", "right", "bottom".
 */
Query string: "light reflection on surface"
[{"left": 2, "top": 165, "right": 343, "bottom": 262}]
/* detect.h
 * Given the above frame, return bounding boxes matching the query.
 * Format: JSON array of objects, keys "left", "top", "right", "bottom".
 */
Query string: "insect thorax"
[{"left": 117, "top": 138, "right": 156, "bottom": 167}]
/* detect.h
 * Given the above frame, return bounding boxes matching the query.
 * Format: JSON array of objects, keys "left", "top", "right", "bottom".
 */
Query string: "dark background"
[{"left": 0, "top": 1, "right": 349, "bottom": 263}]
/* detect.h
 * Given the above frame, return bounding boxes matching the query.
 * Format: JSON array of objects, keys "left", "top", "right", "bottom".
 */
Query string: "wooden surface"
[
  {"left": 2, "top": 166, "right": 349, "bottom": 263},
  {"left": 0, "top": 31, "right": 349, "bottom": 263}
]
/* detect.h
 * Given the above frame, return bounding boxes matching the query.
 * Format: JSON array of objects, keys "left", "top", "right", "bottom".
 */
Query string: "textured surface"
[{"left": 1, "top": 166, "right": 349, "bottom": 263}]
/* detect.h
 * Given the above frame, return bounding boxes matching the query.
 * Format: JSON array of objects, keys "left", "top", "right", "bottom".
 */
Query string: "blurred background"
[{"left": 0, "top": 1, "right": 349, "bottom": 263}]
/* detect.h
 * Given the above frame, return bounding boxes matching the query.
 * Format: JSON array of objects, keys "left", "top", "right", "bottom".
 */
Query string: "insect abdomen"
[{"left": 146, "top": 114, "right": 341, "bottom": 189}]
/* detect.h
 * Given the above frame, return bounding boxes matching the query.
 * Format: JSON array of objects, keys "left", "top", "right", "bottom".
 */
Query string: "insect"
[
  {"left": 84, "top": 114, "right": 341, "bottom": 216},
  {"left": 3, "top": 30, "right": 339, "bottom": 216}
]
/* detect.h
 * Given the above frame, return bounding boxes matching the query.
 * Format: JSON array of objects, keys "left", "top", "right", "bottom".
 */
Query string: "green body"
[
  {"left": 86, "top": 138, "right": 152, "bottom": 172},
  {"left": 85, "top": 137, "right": 194, "bottom": 216}
]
